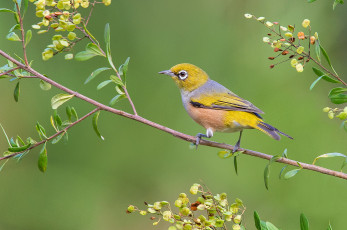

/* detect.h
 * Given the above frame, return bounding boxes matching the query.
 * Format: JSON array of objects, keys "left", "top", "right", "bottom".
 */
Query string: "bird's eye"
[{"left": 178, "top": 70, "right": 188, "bottom": 80}]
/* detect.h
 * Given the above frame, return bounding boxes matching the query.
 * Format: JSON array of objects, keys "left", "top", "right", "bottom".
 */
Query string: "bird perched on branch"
[{"left": 159, "top": 63, "right": 292, "bottom": 152}]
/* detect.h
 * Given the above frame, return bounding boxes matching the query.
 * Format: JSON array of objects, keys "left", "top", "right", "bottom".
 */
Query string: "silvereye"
[{"left": 159, "top": 63, "right": 292, "bottom": 152}]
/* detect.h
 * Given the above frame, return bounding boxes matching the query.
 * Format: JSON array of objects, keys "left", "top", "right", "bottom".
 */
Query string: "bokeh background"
[{"left": 0, "top": 0, "right": 346, "bottom": 229}]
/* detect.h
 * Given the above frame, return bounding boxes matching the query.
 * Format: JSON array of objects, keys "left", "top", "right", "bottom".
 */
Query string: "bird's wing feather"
[{"left": 190, "top": 92, "right": 264, "bottom": 115}]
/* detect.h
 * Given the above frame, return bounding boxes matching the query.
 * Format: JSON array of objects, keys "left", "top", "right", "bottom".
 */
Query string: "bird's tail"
[{"left": 256, "top": 121, "right": 293, "bottom": 140}]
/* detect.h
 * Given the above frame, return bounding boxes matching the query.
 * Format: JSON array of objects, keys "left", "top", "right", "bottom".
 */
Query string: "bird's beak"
[{"left": 158, "top": 70, "right": 176, "bottom": 77}]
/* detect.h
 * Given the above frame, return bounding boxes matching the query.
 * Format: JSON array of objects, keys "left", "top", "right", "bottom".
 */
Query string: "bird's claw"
[{"left": 195, "top": 133, "right": 207, "bottom": 149}]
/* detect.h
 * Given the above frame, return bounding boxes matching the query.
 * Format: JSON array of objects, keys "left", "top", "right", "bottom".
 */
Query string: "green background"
[{"left": 0, "top": 0, "right": 346, "bottom": 229}]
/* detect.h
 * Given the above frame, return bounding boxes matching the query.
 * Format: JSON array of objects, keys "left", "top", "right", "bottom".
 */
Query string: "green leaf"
[
  {"left": 10, "top": 137, "right": 18, "bottom": 147},
  {"left": 51, "top": 93, "right": 74, "bottom": 109},
  {"left": 300, "top": 213, "right": 309, "bottom": 230},
  {"left": 0, "top": 8, "right": 16, "bottom": 13},
  {"left": 0, "top": 123, "right": 10, "bottom": 146},
  {"left": 266, "top": 222, "right": 279, "bottom": 230},
  {"left": 264, "top": 164, "right": 270, "bottom": 190},
  {"left": 120, "top": 57, "right": 130, "bottom": 83},
  {"left": 115, "top": 85, "right": 125, "bottom": 95},
  {"left": 307, "top": 0, "right": 317, "bottom": 2},
  {"left": 217, "top": 150, "right": 231, "bottom": 159},
  {"left": 97, "top": 79, "right": 113, "bottom": 90},
  {"left": 39, "top": 79, "right": 51, "bottom": 90},
  {"left": 283, "top": 169, "right": 301, "bottom": 179},
  {"left": 36, "top": 122, "right": 47, "bottom": 139},
  {"left": 23, "top": 0, "right": 28, "bottom": 16},
  {"left": 14, "top": 82, "right": 20, "bottom": 102},
  {"left": 9, "top": 24, "right": 20, "bottom": 33},
  {"left": 71, "top": 107, "right": 78, "bottom": 120},
  {"left": 66, "top": 106, "right": 72, "bottom": 121},
  {"left": 109, "top": 94, "right": 126, "bottom": 106},
  {"left": 264, "top": 155, "right": 280, "bottom": 190},
  {"left": 25, "top": 29, "right": 32, "bottom": 47},
  {"left": 92, "top": 111, "right": 104, "bottom": 140},
  {"left": 38, "top": 143, "right": 47, "bottom": 172},
  {"left": 254, "top": 211, "right": 262, "bottom": 230},
  {"left": 104, "top": 23, "right": 116, "bottom": 71},
  {"left": 54, "top": 111, "right": 62, "bottom": 127},
  {"left": 86, "top": 43, "right": 104, "bottom": 56},
  {"left": 6, "top": 32, "right": 21, "bottom": 41},
  {"left": 312, "top": 152, "right": 347, "bottom": 164},
  {"left": 75, "top": 50, "right": 98, "bottom": 61},
  {"left": 312, "top": 67, "right": 339, "bottom": 84},
  {"left": 315, "top": 40, "right": 321, "bottom": 62},
  {"left": 328, "top": 87, "right": 347, "bottom": 104},
  {"left": 282, "top": 148, "right": 288, "bottom": 158},
  {"left": 309, "top": 76, "right": 323, "bottom": 91},
  {"left": 50, "top": 115, "right": 58, "bottom": 132},
  {"left": 84, "top": 67, "right": 110, "bottom": 84},
  {"left": 327, "top": 222, "right": 333, "bottom": 230},
  {"left": 234, "top": 155, "right": 238, "bottom": 175},
  {"left": 52, "top": 133, "right": 64, "bottom": 144},
  {"left": 110, "top": 75, "right": 125, "bottom": 87},
  {"left": 320, "top": 45, "right": 332, "bottom": 68},
  {"left": 8, "top": 143, "right": 31, "bottom": 152},
  {"left": 17, "top": 135, "right": 25, "bottom": 145}
]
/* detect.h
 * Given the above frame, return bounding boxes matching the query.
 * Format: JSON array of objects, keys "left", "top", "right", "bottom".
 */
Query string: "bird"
[{"left": 159, "top": 63, "right": 293, "bottom": 152}]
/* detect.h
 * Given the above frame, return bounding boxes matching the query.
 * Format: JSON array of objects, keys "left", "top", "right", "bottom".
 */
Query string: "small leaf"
[
  {"left": 315, "top": 40, "right": 321, "bottom": 62},
  {"left": 328, "top": 87, "right": 347, "bottom": 104},
  {"left": 109, "top": 94, "right": 126, "bottom": 106},
  {"left": 6, "top": 32, "right": 21, "bottom": 41},
  {"left": 10, "top": 137, "right": 18, "bottom": 147},
  {"left": 283, "top": 169, "right": 301, "bottom": 179},
  {"left": 52, "top": 133, "right": 64, "bottom": 144},
  {"left": 327, "top": 222, "right": 333, "bottom": 230},
  {"left": 282, "top": 148, "right": 288, "bottom": 158},
  {"left": 104, "top": 23, "right": 111, "bottom": 54},
  {"left": 217, "top": 150, "right": 230, "bottom": 159},
  {"left": 320, "top": 45, "right": 332, "bottom": 68},
  {"left": 8, "top": 143, "right": 31, "bottom": 152},
  {"left": 50, "top": 115, "right": 58, "bottom": 132},
  {"left": 14, "top": 82, "right": 20, "bottom": 102},
  {"left": 75, "top": 50, "right": 98, "bottom": 61},
  {"left": 25, "top": 29, "right": 32, "bottom": 47},
  {"left": 0, "top": 159, "right": 9, "bottom": 173},
  {"left": 54, "top": 111, "right": 62, "bottom": 127},
  {"left": 38, "top": 143, "right": 47, "bottom": 172},
  {"left": 119, "top": 57, "right": 130, "bottom": 83},
  {"left": 84, "top": 67, "right": 110, "bottom": 84},
  {"left": 36, "top": 122, "right": 47, "bottom": 139},
  {"left": 66, "top": 106, "right": 72, "bottom": 121},
  {"left": 312, "top": 152, "right": 347, "bottom": 165},
  {"left": 51, "top": 93, "right": 74, "bottom": 109},
  {"left": 86, "top": 43, "right": 104, "bottom": 56},
  {"left": 115, "top": 85, "right": 125, "bottom": 95},
  {"left": 110, "top": 75, "right": 125, "bottom": 87},
  {"left": 97, "top": 80, "right": 113, "bottom": 90},
  {"left": 0, "top": 123, "right": 11, "bottom": 146},
  {"left": 254, "top": 211, "right": 261, "bottom": 230},
  {"left": 71, "top": 107, "right": 78, "bottom": 120},
  {"left": 0, "top": 8, "right": 16, "bottom": 13},
  {"left": 266, "top": 222, "right": 279, "bottom": 230},
  {"left": 17, "top": 135, "right": 25, "bottom": 145},
  {"left": 300, "top": 213, "right": 309, "bottom": 230},
  {"left": 312, "top": 67, "right": 339, "bottom": 83},
  {"left": 9, "top": 24, "right": 20, "bottom": 33},
  {"left": 92, "top": 111, "right": 104, "bottom": 140},
  {"left": 264, "top": 164, "right": 270, "bottom": 190},
  {"left": 23, "top": 0, "right": 29, "bottom": 16},
  {"left": 234, "top": 155, "right": 238, "bottom": 175},
  {"left": 39, "top": 80, "right": 51, "bottom": 90},
  {"left": 307, "top": 0, "right": 317, "bottom": 2},
  {"left": 309, "top": 76, "right": 323, "bottom": 91}
]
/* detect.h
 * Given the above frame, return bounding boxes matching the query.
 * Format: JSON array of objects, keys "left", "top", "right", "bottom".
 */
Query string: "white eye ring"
[{"left": 178, "top": 70, "right": 188, "bottom": 80}]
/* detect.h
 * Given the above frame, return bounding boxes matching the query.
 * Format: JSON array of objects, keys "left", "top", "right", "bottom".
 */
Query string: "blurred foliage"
[{"left": 0, "top": 0, "right": 347, "bottom": 230}]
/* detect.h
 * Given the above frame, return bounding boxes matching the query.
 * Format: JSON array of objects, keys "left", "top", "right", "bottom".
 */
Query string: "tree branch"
[
  {"left": 0, "top": 49, "right": 346, "bottom": 180},
  {"left": 0, "top": 108, "right": 100, "bottom": 161},
  {"left": 15, "top": 2, "right": 29, "bottom": 66}
]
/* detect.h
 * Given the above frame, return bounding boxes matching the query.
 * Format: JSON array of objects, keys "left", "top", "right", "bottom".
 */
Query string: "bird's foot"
[
  {"left": 232, "top": 140, "right": 241, "bottom": 153},
  {"left": 195, "top": 133, "right": 208, "bottom": 149}
]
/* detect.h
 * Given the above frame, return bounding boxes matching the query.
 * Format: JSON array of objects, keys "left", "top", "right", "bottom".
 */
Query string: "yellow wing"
[{"left": 190, "top": 92, "right": 264, "bottom": 116}]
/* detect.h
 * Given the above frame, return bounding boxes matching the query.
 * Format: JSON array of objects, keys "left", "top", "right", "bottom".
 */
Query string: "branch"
[
  {"left": 15, "top": 2, "right": 29, "bottom": 66},
  {"left": 0, "top": 108, "right": 100, "bottom": 161},
  {"left": 0, "top": 49, "right": 346, "bottom": 180}
]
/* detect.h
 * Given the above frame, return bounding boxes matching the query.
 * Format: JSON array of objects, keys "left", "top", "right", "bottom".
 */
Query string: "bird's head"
[{"left": 159, "top": 63, "right": 209, "bottom": 92}]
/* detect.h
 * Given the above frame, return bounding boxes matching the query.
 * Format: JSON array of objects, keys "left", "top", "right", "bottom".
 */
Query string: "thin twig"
[
  {"left": 15, "top": 2, "right": 29, "bottom": 66},
  {"left": 0, "top": 66, "right": 20, "bottom": 77},
  {"left": 0, "top": 108, "right": 100, "bottom": 161},
  {"left": 0, "top": 49, "right": 346, "bottom": 180}
]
